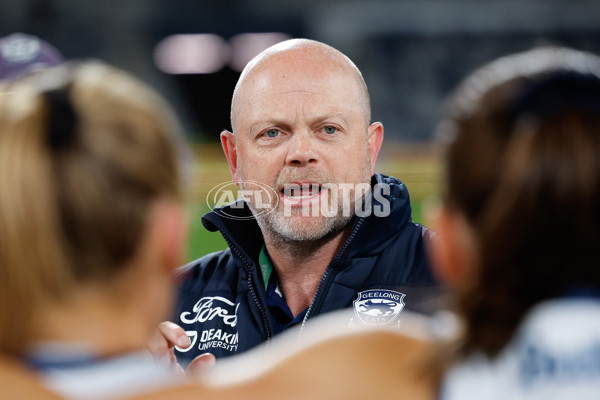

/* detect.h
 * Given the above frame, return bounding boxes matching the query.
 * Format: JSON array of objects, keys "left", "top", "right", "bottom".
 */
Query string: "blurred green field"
[{"left": 185, "top": 142, "right": 442, "bottom": 262}]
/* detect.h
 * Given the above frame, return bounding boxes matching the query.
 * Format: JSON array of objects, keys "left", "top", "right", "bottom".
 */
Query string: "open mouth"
[{"left": 281, "top": 182, "right": 323, "bottom": 200}]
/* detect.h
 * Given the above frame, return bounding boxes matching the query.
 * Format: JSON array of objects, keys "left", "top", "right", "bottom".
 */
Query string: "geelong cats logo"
[{"left": 353, "top": 289, "right": 405, "bottom": 326}]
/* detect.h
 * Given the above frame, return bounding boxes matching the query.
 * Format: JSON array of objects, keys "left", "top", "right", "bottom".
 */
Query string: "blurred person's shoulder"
[
  {"left": 442, "top": 298, "right": 600, "bottom": 400},
  {"left": 202, "top": 308, "right": 446, "bottom": 400},
  {"left": 0, "top": 355, "right": 62, "bottom": 400}
]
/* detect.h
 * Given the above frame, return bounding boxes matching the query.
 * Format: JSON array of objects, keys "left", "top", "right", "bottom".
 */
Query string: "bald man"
[{"left": 164, "top": 39, "right": 441, "bottom": 365}]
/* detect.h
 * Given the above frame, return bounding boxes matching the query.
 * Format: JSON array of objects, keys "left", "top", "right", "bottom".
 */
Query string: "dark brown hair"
[{"left": 439, "top": 47, "right": 600, "bottom": 356}]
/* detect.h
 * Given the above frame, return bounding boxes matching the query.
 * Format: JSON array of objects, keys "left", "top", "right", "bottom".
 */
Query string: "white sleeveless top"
[{"left": 441, "top": 298, "right": 600, "bottom": 400}]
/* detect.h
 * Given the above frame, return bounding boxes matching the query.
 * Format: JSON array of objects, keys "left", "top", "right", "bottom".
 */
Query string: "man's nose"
[{"left": 285, "top": 131, "right": 318, "bottom": 167}]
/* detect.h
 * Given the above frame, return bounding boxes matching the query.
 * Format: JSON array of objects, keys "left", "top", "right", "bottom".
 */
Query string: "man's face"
[{"left": 223, "top": 62, "right": 382, "bottom": 242}]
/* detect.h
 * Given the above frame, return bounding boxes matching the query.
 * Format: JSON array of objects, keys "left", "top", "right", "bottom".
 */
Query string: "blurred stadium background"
[{"left": 2, "top": 0, "right": 599, "bottom": 260}]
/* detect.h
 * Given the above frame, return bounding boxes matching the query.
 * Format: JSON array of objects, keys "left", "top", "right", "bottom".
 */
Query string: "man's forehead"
[
  {"left": 250, "top": 80, "right": 353, "bottom": 100},
  {"left": 249, "top": 62, "right": 353, "bottom": 89},
  {"left": 242, "top": 67, "right": 362, "bottom": 104},
  {"left": 247, "top": 102, "right": 351, "bottom": 123},
  {"left": 232, "top": 44, "right": 371, "bottom": 131},
  {"left": 239, "top": 86, "right": 362, "bottom": 122}
]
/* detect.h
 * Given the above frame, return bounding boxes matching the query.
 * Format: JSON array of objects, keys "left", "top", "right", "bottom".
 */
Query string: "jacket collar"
[{"left": 201, "top": 173, "right": 414, "bottom": 265}]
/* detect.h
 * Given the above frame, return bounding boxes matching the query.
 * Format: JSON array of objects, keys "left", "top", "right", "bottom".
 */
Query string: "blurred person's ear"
[
  {"left": 150, "top": 200, "right": 187, "bottom": 273},
  {"left": 220, "top": 130, "right": 239, "bottom": 182},
  {"left": 428, "top": 207, "right": 476, "bottom": 290}
]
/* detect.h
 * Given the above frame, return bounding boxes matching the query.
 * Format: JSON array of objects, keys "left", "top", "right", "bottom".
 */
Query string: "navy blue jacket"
[{"left": 174, "top": 174, "right": 441, "bottom": 362}]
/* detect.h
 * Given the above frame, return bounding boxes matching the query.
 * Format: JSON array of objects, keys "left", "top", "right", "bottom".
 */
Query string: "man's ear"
[
  {"left": 220, "top": 130, "right": 239, "bottom": 181},
  {"left": 428, "top": 207, "right": 475, "bottom": 290},
  {"left": 367, "top": 122, "right": 384, "bottom": 175}
]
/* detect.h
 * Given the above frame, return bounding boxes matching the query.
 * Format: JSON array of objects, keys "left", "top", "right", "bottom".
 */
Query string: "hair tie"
[{"left": 43, "top": 88, "right": 78, "bottom": 148}]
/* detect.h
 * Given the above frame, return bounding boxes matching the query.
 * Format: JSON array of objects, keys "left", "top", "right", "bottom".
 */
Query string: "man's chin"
[{"left": 265, "top": 214, "right": 353, "bottom": 243}]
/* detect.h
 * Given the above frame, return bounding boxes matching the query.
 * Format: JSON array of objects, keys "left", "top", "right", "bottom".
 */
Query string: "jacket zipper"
[
  {"left": 222, "top": 235, "right": 274, "bottom": 340},
  {"left": 298, "top": 217, "right": 366, "bottom": 336}
]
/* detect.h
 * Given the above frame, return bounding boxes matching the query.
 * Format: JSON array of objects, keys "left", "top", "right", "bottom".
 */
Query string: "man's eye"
[
  {"left": 265, "top": 129, "right": 280, "bottom": 138},
  {"left": 324, "top": 126, "right": 337, "bottom": 134}
]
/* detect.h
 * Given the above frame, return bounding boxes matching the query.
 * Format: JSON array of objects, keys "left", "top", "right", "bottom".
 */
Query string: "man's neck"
[{"left": 263, "top": 228, "right": 351, "bottom": 317}]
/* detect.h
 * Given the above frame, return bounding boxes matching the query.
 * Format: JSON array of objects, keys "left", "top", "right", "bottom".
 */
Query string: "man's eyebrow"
[
  {"left": 246, "top": 112, "right": 351, "bottom": 134},
  {"left": 314, "top": 112, "right": 345, "bottom": 120},
  {"left": 307, "top": 113, "right": 349, "bottom": 126}
]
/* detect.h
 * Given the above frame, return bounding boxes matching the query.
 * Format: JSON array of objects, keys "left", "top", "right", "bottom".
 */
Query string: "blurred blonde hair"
[{"left": 0, "top": 61, "right": 183, "bottom": 355}]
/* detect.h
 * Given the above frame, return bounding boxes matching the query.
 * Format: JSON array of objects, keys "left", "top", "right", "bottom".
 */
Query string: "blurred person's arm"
[{"left": 136, "top": 310, "right": 439, "bottom": 400}]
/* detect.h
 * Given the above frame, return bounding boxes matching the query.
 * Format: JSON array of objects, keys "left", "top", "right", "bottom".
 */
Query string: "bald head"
[{"left": 230, "top": 39, "right": 371, "bottom": 133}]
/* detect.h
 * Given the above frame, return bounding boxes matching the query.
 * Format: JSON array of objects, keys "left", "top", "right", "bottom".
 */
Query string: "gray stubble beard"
[{"left": 237, "top": 153, "right": 372, "bottom": 249}]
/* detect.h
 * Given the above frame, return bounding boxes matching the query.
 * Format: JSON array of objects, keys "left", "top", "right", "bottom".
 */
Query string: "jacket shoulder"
[
  {"left": 375, "top": 221, "right": 438, "bottom": 286},
  {"left": 175, "top": 248, "right": 240, "bottom": 291}
]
